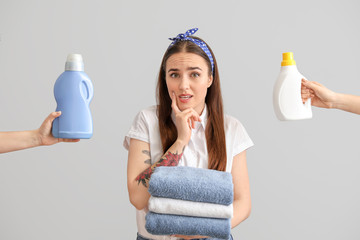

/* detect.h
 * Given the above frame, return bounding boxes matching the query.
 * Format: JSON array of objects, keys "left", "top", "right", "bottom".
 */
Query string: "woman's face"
[{"left": 165, "top": 52, "right": 213, "bottom": 115}]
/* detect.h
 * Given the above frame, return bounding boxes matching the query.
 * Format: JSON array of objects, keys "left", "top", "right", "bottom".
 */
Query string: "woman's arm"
[
  {"left": 231, "top": 150, "right": 251, "bottom": 228},
  {"left": 332, "top": 93, "right": 360, "bottom": 115},
  {"left": 0, "top": 130, "right": 40, "bottom": 154},
  {"left": 301, "top": 79, "right": 360, "bottom": 114},
  {"left": 127, "top": 92, "right": 201, "bottom": 210},
  {"left": 0, "top": 112, "right": 79, "bottom": 154},
  {"left": 127, "top": 138, "right": 186, "bottom": 210}
]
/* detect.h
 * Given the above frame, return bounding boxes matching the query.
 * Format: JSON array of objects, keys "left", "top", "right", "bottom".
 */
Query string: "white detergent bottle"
[{"left": 273, "top": 52, "right": 312, "bottom": 121}]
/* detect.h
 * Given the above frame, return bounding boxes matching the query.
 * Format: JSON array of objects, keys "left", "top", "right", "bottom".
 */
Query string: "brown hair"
[{"left": 156, "top": 36, "right": 227, "bottom": 171}]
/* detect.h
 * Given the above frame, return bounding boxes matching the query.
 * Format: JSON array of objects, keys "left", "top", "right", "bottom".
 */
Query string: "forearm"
[
  {"left": 231, "top": 198, "right": 251, "bottom": 228},
  {"left": 333, "top": 93, "right": 360, "bottom": 114},
  {"left": 136, "top": 139, "right": 186, "bottom": 186},
  {"left": 128, "top": 139, "right": 186, "bottom": 210},
  {"left": 0, "top": 130, "right": 41, "bottom": 154}
]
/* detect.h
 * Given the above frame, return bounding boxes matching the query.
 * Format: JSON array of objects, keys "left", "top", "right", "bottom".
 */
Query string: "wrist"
[
  {"left": 175, "top": 138, "right": 187, "bottom": 148},
  {"left": 331, "top": 92, "right": 342, "bottom": 109},
  {"left": 32, "top": 129, "right": 43, "bottom": 147}
]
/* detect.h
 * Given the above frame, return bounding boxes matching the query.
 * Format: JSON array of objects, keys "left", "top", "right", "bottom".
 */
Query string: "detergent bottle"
[
  {"left": 52, "top": 54, "right": 94, "bottom": 138},
  {"left": 273, "top": 52, "right": 312, "bottom": 121}
]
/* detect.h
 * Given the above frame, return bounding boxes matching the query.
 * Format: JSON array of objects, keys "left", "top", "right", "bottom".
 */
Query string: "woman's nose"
[{"left": 179, "top": 77, "right": 190, "bottom": 90}]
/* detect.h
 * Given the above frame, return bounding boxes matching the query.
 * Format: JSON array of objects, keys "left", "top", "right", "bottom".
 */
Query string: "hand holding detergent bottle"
[
  {"left": 273, "top": 52, "right": 312, "bottom": 121},
  {"left": 52, "top": 54, "right": 94, "bottom": 139}
]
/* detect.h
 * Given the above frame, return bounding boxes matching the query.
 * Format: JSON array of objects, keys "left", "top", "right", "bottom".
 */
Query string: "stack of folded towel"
[{"left": 145, "top": 166, "right": 233, "bottom": 240}]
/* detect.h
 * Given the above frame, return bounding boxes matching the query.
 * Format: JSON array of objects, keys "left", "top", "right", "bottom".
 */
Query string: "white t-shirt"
[{"left": 123, "top": 105, "right": 254, "bottom": 240}]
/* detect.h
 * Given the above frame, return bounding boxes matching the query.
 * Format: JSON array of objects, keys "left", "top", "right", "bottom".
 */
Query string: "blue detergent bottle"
[{"left": 52, "top": 54, "right": 94, "bottom": 139}]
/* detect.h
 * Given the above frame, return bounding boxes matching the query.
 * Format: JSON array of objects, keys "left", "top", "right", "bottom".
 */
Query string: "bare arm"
[
  {"left": 128, "top": 139, "right": 208, "bottom": 239},
  {"left": 231, "top": 150, "right": 251, "bottom": 228},
  {"left": 0, "top": 130, "right": 41, "bottom": 154},
  {"left": 301, "top": 79, "right": 360, "bottom": 114},
  {"left": 332, "top": 93, "right": 360, "bottom": 115},
  {"left": 127, "top": 91, "right": 201, "bottom": 210},
  {"left": 127, "top": 138, "right": 186, "bottom": 210},
  {"left": 0, "top": 112, "right": 79, "bottom": 154}
]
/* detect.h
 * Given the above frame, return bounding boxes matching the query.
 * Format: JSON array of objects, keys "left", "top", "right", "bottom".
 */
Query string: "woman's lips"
[{"left": 178, "top": 95, "right": 193, "bottom": 103}]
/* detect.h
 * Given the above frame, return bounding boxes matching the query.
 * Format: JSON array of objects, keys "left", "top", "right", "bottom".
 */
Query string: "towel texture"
[
  {"left": 148, "top": 166, "right": 233, "bottom": 205},
  {"left": 148, "top": 196, "right": 233, "bottom": 219},
  {"left": 145, "top": 212, "right": 231, "bottom": 240}
]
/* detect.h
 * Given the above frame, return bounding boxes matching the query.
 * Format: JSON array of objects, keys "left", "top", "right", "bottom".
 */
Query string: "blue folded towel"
[
  {"left": 148, "top": 166, "right": 233, "bottom": 205},
  {"left": 145, "top": 212, "right": 231, "bottom": 240}
]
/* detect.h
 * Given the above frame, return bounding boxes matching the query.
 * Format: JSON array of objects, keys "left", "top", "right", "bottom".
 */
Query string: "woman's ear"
[{"left": 208, "top": 75, "right": 213, "bottom": 88}]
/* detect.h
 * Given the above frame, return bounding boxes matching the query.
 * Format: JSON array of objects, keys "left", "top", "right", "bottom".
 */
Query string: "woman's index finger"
[{"left": 171, "top": 92, "right": 181, "bottom": 113}]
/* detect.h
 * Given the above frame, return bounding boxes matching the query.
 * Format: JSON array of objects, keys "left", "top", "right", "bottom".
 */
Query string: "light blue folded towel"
[
  {"left": 145, "top": 211, "right": 231, "bottom": 240},
  {"left": 148, "top": 166, "right": 233, "bottom": 205}
]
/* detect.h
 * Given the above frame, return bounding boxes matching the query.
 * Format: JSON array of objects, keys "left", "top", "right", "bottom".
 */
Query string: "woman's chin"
[{"left": 178, "top": 102, "right": 193, "bottom": 111}]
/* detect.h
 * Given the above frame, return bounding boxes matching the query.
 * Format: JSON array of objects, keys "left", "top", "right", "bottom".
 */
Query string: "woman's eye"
[
  {"left": 191, "top": 73, "right": 200, "bottom": 77},
  {"left": 170, "top": 73, "right": 179, "bottom": 78}
]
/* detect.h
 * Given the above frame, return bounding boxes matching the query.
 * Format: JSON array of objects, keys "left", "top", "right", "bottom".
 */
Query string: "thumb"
[{"left": 47, "top": 111, "right": 61, "bottom": 123}]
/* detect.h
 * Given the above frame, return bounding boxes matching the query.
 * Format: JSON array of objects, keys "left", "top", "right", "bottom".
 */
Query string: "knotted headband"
[{"left": 168, "top": 28, "right": 214, "bottom": 73}]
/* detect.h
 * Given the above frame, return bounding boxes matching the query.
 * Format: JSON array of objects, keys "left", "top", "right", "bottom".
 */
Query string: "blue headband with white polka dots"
[{"left": 168, "top": 28, "right": 214, "bottom": 73}]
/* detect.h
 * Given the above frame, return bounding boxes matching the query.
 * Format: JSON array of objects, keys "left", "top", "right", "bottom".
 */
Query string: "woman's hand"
[
  {"left": 36, "top": 111, "right": 80, "bottom": 146},
  {"left": 171, "top": 92, "right": 201, "bottom": 145},
  {"left": 173, "top": 234, "right": 208, "bottom": 239},
  {"left": 301, "top": 79, "right": 337, "bottom": 108},
  {"left": 0, "top": 112, "right": 80, "bottom": 154}
]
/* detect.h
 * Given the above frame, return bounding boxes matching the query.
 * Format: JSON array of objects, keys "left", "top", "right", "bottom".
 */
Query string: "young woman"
[{"left": 124, "top": 28, "right": 254, "bottom": 240}]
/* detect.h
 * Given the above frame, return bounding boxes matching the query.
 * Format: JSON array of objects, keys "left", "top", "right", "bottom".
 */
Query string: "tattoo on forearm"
[
  {"left": 142, "top": 150, "right": 151, "bottom": 165},
  {"left": 142, "top": 150, "right": 150, "bottom": 156},
  {"left": 136, "top": 147, "right": 184, "bottom": 187}
]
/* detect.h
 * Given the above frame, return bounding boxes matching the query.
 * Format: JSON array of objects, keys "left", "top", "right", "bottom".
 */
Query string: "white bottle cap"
[{"left": 65, "top": 53, "right": 84, "bottom": 71}]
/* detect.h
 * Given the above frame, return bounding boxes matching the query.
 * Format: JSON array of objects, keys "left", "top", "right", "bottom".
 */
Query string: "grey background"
[{"left": 0, "top": 0, "right": 359, "bottom": 239}]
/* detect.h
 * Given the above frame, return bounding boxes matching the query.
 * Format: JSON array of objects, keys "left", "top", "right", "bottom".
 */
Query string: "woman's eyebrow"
[
  {"left": 168, "top": 67, "right": 202, "bottom": 73},
  {"left": 188, "top": 67, "right": 202, "bottom": 71},
  {"left": 168, "top": 68, "right": 179, "bottom": 72}
]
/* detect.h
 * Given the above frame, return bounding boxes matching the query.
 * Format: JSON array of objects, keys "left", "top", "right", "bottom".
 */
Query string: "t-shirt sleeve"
[
  {"left": 123, "top": 110, "right": 150, "bottom": 151},
  {"left": 232, "top": 119, "right": 254, "bottom": 157}
]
